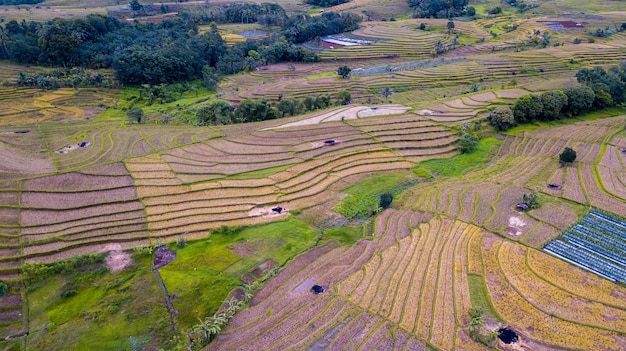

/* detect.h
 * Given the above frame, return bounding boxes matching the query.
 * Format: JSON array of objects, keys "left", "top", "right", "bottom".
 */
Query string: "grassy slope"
[
  {"left": 415, "top": 137, "right": 503, "bottom": 177},
  {"left": 24, "top": 217, "right": 318, "bottom": 349},
  {"left": 26, "top": 256, "right": 171, "bottom": 351}
]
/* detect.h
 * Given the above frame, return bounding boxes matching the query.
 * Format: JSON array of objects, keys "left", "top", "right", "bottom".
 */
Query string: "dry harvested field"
[
  {"left": 0, "top": 104, "right": 461, "bottom": 269},
  {"left": 211, "top": 211, "right": 626, "bottom": 350}
]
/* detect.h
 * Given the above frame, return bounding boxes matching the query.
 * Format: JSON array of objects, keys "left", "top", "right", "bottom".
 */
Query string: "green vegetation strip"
[
  {"left": 467, "top": 273, "right": 501, "bottom": 321},
  {"left": 23, "top": 218, "right": 317, "bottom": 349},
  {"left": 414, "top": 137, "right": 502, "bottom": 178},
  {"left": 333, "top": 173, "right": 419, "bottom": 219}
]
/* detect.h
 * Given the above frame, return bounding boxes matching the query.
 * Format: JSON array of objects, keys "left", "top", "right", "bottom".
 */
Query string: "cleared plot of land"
[{"left": 267, "top": 104, "right": 410, "bottom": 129}]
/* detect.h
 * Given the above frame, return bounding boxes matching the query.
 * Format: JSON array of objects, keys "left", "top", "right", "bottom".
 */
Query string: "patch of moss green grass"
[
  {"left": 27, "top": 255, "right": 171, "bottom": 351},
  {"left": 159, "top": 217, "right": 317, "bottom": 330},
  {"left": 101, "top": 83, "right": 218, "bottom": 124},
  {"left": 226, "top": 163, "right": 295, "bottom": 180},
  {"left": 504, "top": 107, "right": 626, "bottom": 136},
  {"left": 413, "top": 168, "right": 433, "bottom": 179},
  {"left": 467, "top": 273, "right": 502, "bottom": 321},
  {"left": 322, "top": 225, "right": 363, "bottom": 246},
  {"left": 304, "top": 71, "right": 335, "bottom": 79},
  {"left": 333, "top": 173, "right": 415, "bottom": 219},
  {"left": 415, "top": 137, "right": 502, "bottom": 178},
  {"left": 0, "top": 338, "right": 23, "bottom": 351}
]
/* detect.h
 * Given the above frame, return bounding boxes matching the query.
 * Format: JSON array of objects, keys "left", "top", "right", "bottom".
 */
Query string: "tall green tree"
[
  {"left": 563, "top": 85, "right": 595, "bottom": 116},
  {"left": 447, "top": 20, "right": 455, "bottom": 34},
  {"left": 334, "top": 90, "right": 352, "bottom": 105},
  {"left": 540, "top": 90, "right": 567, "bottom": 120},
  {"left": 513, "top": 94, "right": 543, "bottom": 123},
  {"left": 380, "top": 87, "right": 393, "bottom": 103},
  {"left": 337, "top": 65, "right": 351, "bottom": 79},
  {"left": 488, "top": 106, "right": 515, "bottom": 131},
  {"left": 559, "top": 147, "right": 577, "bottom": 166}
]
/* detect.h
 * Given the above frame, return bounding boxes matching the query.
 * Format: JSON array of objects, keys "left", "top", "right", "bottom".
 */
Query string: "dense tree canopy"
[
  {"left": 305, "top": 0, "right": 350, "bottom": 7},
  {"left": 559, "top": 147, "right": 577, "bottom": 165},
  {"left": 563, "top": 85, "right": 595, "bottom": 115},
  {"left": 0, "top": 4, "right": 333, "bottom": 86},
  {"left": 506, "top": 65, "right": 626, "bottom": 125},
  {"left": 179, "top": 3, "right": 287, "bottom": 26},
  {"left": 0, "top": 0, "right": 43, "bottom": 4},
  {"left": 408, "top": 0, "right": 468, "bottom": 18},
  {"left": 576, "top": 64, "right": 626, "bottom": 105},
  {"left": 488, "top": 106, "right": 515, "bottom": 131},
  {"left": 282, "top": 12, "right": 361, "bottom": 43}
]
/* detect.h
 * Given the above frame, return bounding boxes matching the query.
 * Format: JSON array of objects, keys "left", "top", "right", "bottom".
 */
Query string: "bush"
[
  {"left": 488, "top": 106, "right": 515, "bottom": 131},
  {"left": 522, "top": 191, "right": 540, "bottom": 209},
  {"left": 459, "top": 132, "right": 479, "bottom": 153},
  {"left": 379, "top": 192, "right": 393, "bottom": 209},
  {"left": 60, "top": 281, "right": 77, "bottom": 298},
  {"left": 559, "top": 147, "right": 577, "bottom": 165},
  {"left": 0, "top": 282, "right": 8, "bottom": 297},
  {"left": 488, "top": 6, "right": 502, "bottom": 15},
  {"left": 127, "top": 106, "right": 144, "bottom": 124}
]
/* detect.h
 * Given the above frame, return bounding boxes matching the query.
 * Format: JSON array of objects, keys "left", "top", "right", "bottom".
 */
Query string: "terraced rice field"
[
  {"left": 0, "top": 86, "right": 118, "bottom": 127},
  {"left": 0, "top": 106, "right": 459, "bottom": 277},
  {"left": 211, "top": 211, "right": 626, "bottom": 350},
  {"left": 2, "top": 12, "right": 626, "bottom": 350}
]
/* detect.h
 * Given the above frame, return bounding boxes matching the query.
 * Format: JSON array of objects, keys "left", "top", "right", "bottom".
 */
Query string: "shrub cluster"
[
  {"left": 184, "top": 90, "right": 351, "bottom": 126},
  {"left": 16, "top": 68, "right": 118, "bottom": 89},
  {"left": 490, "top": 63, "right": 626, "bottom": 131},
  {"left": 408, "top": 0, "right": 468, "bottom": 18},
  {"left": 2, "top": 3, "right": 360, "bottom": 86}
]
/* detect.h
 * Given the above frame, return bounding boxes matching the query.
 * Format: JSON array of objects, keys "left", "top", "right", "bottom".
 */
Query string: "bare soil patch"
[
  {"left": 104, "top": 243, "right": 132, "bottom": 272},
  {"left": 249, "top": 260, "right": 277, "bottom": 279},
  {"left": 55, "top": 141, "right": 92, "bottom": 154},
  {"left": 81, "top": 107, "right": 104, "bottom": 120},
  {"left": 230, "top": 242, "right": 255, "bottom": 257},
  {"left": 0, "top": 310, "right": 21, "bottom": 323},
  {"left": 506, "top": 216, "right": 526, "bottom": 236},
  {"left": 248, "top": 206, "right": 289, "bottom": 218},
  {"left": 269, "top": 104, "right": 409, "bottom": 129},
  {"left": 293, "top": 277, "right": 317, "bottom": 294},
  {"left": 153, "top": 246, "right": 176, "bottom": 270}
]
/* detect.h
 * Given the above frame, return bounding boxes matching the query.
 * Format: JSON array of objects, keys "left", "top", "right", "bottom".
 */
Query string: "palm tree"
[{"left": 380, "top": 87, "right": 393, "bottom": 103}]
